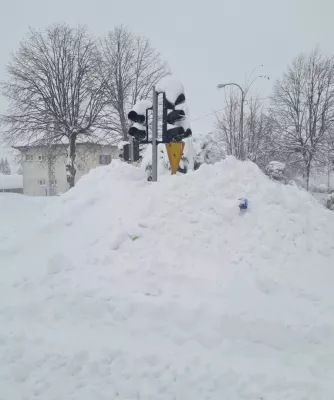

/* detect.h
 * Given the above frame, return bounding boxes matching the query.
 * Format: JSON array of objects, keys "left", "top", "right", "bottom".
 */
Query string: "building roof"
[
  {"left": 0, "top": 174, "right": 23, "bottom": 189},
  {"left": 13, "top": 141, "right": 118, "bottom": 151},
  {"left": 12, "top": 129, "right": 121, "bottom": 151}
]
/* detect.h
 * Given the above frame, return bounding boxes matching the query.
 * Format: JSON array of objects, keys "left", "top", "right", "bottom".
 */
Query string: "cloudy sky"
[{"left": 0, "top": 0, "right": 333, "bottom": 165}]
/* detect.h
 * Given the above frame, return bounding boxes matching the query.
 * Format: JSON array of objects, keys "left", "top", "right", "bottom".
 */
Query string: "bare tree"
[
  {"left": 215, "top": 90, "right": 272, "bottom": 168},
  {"left": 271, "top": 48, "right": 334, "bottom": 190},
  {"left": 244, "top": 98, "right": 274, "bottom": 169},
  {"left": 99, "top": 26, "right": 170, "bottom": 141},
  {"left": 215, "top": 88, "right": 240, "bottom": 157},
  {"left": 1, "top": 24, "right": 107, "bottom": 188}
]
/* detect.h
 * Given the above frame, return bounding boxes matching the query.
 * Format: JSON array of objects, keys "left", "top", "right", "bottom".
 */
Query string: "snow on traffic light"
[
  {"left": 157, "top": 76, "right": 192, "bottom": 143},
  {"left": 127, "top": 99, "right": 152, "bottom": 142}
]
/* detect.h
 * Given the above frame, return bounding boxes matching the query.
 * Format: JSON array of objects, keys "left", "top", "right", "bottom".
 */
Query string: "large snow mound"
[{"left": 1, "top": 157, "right": 334, "bottom": 400}]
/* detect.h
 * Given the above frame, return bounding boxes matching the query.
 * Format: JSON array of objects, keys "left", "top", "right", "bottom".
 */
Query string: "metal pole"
[
  {"left": 217, "top": 82, "right": 245, "bottom": 160},
  {"left": 151, "top": 86, "right": 158, "bottom": 182},
  {"left": 239, "top": 90, "right": 245, "bottom": 161},
  {"left": 129, "top": 136, "right": 134, "bottom": 163},
  {"left": 328, "top": 166, "right": 330, "bottom": 192}
]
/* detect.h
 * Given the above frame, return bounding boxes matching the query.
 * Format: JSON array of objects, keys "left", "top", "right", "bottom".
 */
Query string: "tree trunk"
[
  {"left": 66, "top": 134, "right": 77, "bottom": 189},
  {"left": 120, "top": 110, "right": 128, "bottom": 142},
  {"left": 327, "top": 165, "right": 331, "bottom": 193},
  {"left": 305, "top": 162, "right": 311, "bottom": 191}
]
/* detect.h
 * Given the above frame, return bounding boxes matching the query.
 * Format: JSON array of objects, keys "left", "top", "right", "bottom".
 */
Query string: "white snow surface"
[
  {"left": 156, "top": 75, "right": 185, "bottom": 105},
  {"left": 1, "top": 157, "right": 334, "bottom": 399},
  {"left": 0, "top": 173, "right": 23, "bottom": 189}
]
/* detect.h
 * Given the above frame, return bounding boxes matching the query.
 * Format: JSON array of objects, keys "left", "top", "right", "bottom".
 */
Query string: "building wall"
[{"left": 21, "top": 144, "right": 119, "bottom": 196}]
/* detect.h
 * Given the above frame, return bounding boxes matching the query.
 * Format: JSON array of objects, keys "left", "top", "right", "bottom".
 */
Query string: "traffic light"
[
  {"left": 128, "top": 100, "right": 152, "bottom": 142},
  {"left": 164, "top": 93, "right": 186, "bottom": 110},
  {"left": 128, "top": 123, "right": 146, "bottom": 141},
  {"left": 122, "top": 144, "right": 130, "bottom": 161},
  {"left": 162, "top": 93, "right": 192, "bottom": 143},
  {"left": 120, "top": 142, "right": 141, "bottom": 162},
  {"left": 133, "top": 140, "right": 141, "bottom": 162}
]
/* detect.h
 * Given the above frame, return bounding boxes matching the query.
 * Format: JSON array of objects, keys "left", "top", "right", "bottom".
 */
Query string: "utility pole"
[{"left": 151, "top": 86, "right": 158, "bottom": 182}]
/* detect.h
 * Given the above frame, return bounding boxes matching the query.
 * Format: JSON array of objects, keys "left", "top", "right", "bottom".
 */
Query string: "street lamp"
[
  {"left": 217, "top": 70, "right": 269, "bottom": 161},
  {"left": 217, "top": 82, "right": 246, "bottom": 160}
]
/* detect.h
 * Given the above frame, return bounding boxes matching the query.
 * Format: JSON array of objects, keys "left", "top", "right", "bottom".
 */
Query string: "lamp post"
[
  {"left": 217, "top": 68, "right": 269, "bottom": 161},
  {"left": 217, "top": 82, "right": 245, "bottom": 160}
]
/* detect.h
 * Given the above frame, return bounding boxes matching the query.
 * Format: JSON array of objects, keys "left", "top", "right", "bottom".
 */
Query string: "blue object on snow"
[{"left": 238, "top": 198, "right": 248, "bottom": 210}]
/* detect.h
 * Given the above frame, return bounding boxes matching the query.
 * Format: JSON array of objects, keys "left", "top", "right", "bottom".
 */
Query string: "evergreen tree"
[
  {"left": 0, "top": 158, "right": 5, "bottom": 174},
  {"left": 3, "top": 158, "right": 11, "bottom": 175}
]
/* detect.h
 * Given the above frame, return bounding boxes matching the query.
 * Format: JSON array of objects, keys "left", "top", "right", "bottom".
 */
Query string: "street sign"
[{"left": 166, "top": 141, "right": 185, "bottom": 175}]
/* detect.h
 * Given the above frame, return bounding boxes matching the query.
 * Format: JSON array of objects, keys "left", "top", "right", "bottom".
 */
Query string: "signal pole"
[
  {"left": 151, "top": 86, "right": 158, "bottom": 182},
  {"left": 127, "top": 77, "right": 192, "bottom": 181}
]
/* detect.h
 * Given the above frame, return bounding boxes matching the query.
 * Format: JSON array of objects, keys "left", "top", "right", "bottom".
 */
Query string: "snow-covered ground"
[
  {"left": 1, "top": 158, "right": 334, "bottom": 399},
  {"left": 0, "top": 173, "right": 23, "bottom": 190}
]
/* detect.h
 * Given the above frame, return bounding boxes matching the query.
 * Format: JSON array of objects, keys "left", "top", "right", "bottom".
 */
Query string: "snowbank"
[
  {"left": 326, "top": 193, "right": 334, "bottom": 210},
  {"left": 0, "top": 173, "right": 23, "bottom": 189},
  {"left": 1, "top": 158, "right": 334, "bottom": 399},
  {"left": 265, "top": 161, "right": 287, "bottom": 183}
]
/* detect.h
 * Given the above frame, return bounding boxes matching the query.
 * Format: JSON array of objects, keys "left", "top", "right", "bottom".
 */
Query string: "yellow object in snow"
[{"left": 165, "top": 142, "right": 185, "bottom": 175}]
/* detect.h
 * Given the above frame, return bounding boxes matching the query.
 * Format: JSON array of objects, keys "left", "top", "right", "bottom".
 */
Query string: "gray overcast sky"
[{"left": 1, "top": 0, "right": 333, "bottom": 163}]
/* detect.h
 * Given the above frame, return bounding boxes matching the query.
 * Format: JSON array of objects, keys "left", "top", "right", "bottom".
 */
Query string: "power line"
[{"left": 190, "top": 97, "right": 271, "bottom": 123}]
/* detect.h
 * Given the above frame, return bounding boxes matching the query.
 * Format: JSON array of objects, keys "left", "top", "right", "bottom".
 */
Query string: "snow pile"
[
  {"left": 1, "top": 158, "right": 334, "bottom": 399},
  {"left": 195, "top": 131, "right": 226, "bottom": 165},
  {"left": 326, "top": 193, "right": 334, "bottom": 210},
  {"left": 265, "top": 161, "right": 286, "bottom": 182},
  {"left": 0, "top": 173, "right": 23, "bottom": 189}
]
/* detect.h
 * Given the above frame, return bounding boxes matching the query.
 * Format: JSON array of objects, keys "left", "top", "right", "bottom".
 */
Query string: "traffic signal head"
[
  {"left": 166, "top": 109, "right": 185, "bottom": 124},
  {"left": 163, "top": 109, "right": 187, "bottom": 142},
  {"left": 128, "top": 99, "right": 152, "bottom": 123},
  {"left": 164, "top": 125, "right": 185, "bottom": 143},
  {"left": 157, "top": 76, "right": 186, "bottom": 108},
  {"left": 128, "top": 123, "right": 146, "bottom": 140},
  {"left": 183, "top": 128, "right": 192, "bottom": 138},
  {"left": 128, "top": 110, "right": 146, "bottom": 124},
  {"left": 164, "top": 93, "right": 186, "bottom": 110},
  {"left": 162, "top": 94, "right": 191, "bottom": 142},
  {"left": 127, "top": 99, "right": 152, "bottom": 142}
]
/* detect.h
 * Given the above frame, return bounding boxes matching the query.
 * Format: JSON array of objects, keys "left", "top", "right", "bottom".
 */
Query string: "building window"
[
  {"left": 38, "top": 179, "right": 46, "bottom": 185},
  {"left": 99, "top": 155, "right": 112, "bottom": 165},
  {"left": 26, "top": 155, "right": 33, "bottom": 161},
  {"left": 38, "top": 155, "right": 46, "bottom": 161},
  {"left": 50, "top": 180, "right": 57, "bottom": 185}
]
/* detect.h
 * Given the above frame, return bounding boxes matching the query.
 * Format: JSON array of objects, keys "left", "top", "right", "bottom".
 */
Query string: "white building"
[{"left": 14, "top": 142, "right": 119, "bottom": 196}]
